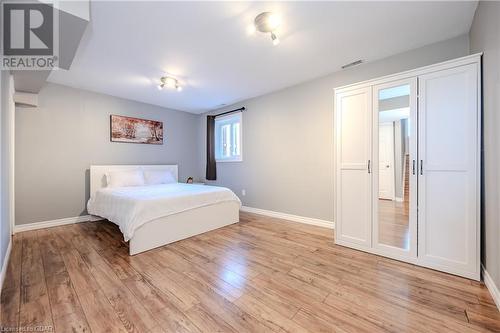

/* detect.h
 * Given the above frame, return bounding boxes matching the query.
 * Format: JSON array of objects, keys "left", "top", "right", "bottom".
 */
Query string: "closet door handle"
[
  {"left": 412, "top": 160, "right": 416, "bottom": 175},
  {"left": 420, "top": 160, "right": 424, "bottom": 175},
  {"left": 367, "top": 160, "right": 371, "bottom": 174}
]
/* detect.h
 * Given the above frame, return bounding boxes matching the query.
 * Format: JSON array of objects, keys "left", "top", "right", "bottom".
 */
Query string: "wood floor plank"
[
  {"left": 37, "top": 229, "right": 88, "bottom": 326},
  {"left": 250, "top": 273, "right": 391, "bottom": 332},
  {"left": 51, "top": 310, "right": 91, "bottom": 333},
  {"left": 152, "top": 304, "right": 202, "bottom": 333},
  {"left": 466, "top": 310, "right": 500, "bottom": 332},
  {"left": 79, "top": 252, "right": 161, "bottom": 333},
  {"left": 234, "top": 292, "right": 310, "bottom": 333},
  {"left": 2, "top": 211, "right": 499, "bottom": 332},
  {"left": 0, "top": 287, "right": 21, "bottom": 329},
  {"left": 0, "top": 234, "right": 22, "bottom": 330},
  {"left": 127, "top": 254, "right": 200, "bottom": 311},
  {"left": 184, "top": 304, "right": 239, "bottom": 333},
  {"left": 57, "top": 247, "right": 127, "bottom": 333},
  {"left": 121, "top": 275, "right": 174, "bottom": 314},
  {"left": 18, "top": 231, "right": 54, "bottom": 330},
  {"left": 77, "top": 290, "right": 129, "bottom": 333},
  {"left": 2, "top": 234, "right": 23, "bottom": 290},
  {"left": 242, "top": 284, "right": 300, "bottom": 319},
  {"left": 292, "top": 308, "right": 351, "bottom": 333},
  {"left": 65, "top": 227, "right": 164, "bottom": 333}
]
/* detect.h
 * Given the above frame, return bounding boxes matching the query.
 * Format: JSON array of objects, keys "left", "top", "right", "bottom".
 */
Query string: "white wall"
[
  {"left": 15, "top": 83, "right": 201, "bottom": 225},
  {"left": 0, "top": 70, "right": 5, "bottom": 278},
  {"left": 198, "top": 35, "right": 470, "bottom": 222},
  {"left": 469, "top": 1, "right": 500, "bottom": 293},
  {"left": 0, "top": 70, "right": 14, "bottom": 284}
]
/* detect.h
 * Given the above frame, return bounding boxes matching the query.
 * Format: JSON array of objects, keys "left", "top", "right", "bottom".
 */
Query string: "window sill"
[{"left": 216, "top": 159, "right": 243, "bottom": 163}]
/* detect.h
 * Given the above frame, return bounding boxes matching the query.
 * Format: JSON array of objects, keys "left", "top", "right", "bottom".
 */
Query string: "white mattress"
[{"left": 87, "top": 183, "right": 241, "bottom": 241}]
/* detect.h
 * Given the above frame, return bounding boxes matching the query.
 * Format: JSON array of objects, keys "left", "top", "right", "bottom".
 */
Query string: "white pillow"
[
  {"left": 143, "top": 170, "right": 176, "bottom": 185},
  {"left": 106, "top": 169, "right": 145, "bottom": 188}
]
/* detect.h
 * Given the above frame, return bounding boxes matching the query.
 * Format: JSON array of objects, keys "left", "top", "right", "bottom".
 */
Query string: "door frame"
[
  {"left": 378, "top": 122, "right": 395, "bottom": 201},
  {"left": 372, "top": 77, "right": 418, "bottom": 262}
]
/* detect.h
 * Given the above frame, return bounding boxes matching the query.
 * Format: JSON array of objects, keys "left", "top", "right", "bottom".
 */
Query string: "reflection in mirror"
[{"left": 378, "top": 85, "right": 410, "bottom": 250}]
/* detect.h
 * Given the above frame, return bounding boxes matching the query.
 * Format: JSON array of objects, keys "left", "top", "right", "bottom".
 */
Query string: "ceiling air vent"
[{"left": 341, "top": 60, "right": 363, "bottom": 70}]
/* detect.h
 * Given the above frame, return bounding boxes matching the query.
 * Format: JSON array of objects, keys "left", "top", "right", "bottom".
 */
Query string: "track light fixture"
[{"left": 251, "top": 12, "right": 281, "bottom": 46}]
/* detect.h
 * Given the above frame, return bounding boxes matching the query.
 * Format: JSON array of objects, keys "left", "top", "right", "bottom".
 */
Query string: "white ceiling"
[{"left": 48, "top": 1, "right": 478, "bottom": 114}]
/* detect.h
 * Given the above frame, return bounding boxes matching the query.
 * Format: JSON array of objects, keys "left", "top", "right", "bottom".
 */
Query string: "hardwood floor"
[
  {"left": 378, "top": 199, "right": 410, "bottom": 249},
  {"left": 2, "top": 211, "right": 500, "bottom": 332}
]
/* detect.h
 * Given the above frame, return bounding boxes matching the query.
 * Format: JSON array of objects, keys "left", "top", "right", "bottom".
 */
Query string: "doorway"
[{"left": 378, "top": 122, "right": 395, "bottom": 200}]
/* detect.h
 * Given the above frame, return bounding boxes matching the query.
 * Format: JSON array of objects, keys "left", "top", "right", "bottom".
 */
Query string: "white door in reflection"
[
  {"left": 378, "top": 122, "right": 395, "bottom": 200},
  {"left": 374, "top": 81, "right": 416, "bottom": 255}
]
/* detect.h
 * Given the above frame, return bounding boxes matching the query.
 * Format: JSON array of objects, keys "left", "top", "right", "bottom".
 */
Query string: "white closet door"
[
  {"left": 335, "top": 87, "right": 372, "bottom": 249},
  {"left": 417, "top": 63, "right": 479, "bottom": 279}
]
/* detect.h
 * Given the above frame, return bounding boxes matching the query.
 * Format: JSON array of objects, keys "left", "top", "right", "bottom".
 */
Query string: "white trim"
[
  {"left": 482, "top": 264, "right": 500, "bottom": 312},
  {"left": 395, "top": 197, "right": 403, "bottom": 202},
  {"left": 13, "top": 92, "right": 38, "bottom": 108},
  {"left": 9, "top": 74, "right": 15, "bottom": 235},
  {"left": 240, "top": 206, "right": 334, "bottom": 229},
  {"left": 0, "top": 236, "right": 12, "bottom": 293},
  {"left": 13, "top": 215, "right": 98, "bottom": 233},
  {"left": 216, "top": 158, "right": 243, "bottom": 163}
]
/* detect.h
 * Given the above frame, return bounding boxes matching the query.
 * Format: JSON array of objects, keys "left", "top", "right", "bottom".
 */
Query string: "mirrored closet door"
[{"left": 372, "top": 79, "right": 417, "bottom": 260}]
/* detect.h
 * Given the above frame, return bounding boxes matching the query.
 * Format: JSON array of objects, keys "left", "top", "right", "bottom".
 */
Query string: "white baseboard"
[
  {"left": 240, "top": 206, "right": 334, "bottom": 229},
  {"left": 13, "top": 215, "right": 98, "bottom": 233},
  {"left": 482, "top": 264, "right": 500, "bottom": 311},
  {"left": 0, "top": 236, "right": 12, "bottom": 293}
]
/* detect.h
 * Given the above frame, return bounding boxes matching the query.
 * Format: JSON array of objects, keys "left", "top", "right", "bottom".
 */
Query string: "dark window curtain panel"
[{"left": 206, "top": 115, "right": 217, "bottom": 180}]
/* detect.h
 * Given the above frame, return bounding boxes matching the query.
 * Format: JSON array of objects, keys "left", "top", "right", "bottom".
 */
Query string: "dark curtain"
[{"left": 206, "top": 115, "right": 217, "bottom": 180}]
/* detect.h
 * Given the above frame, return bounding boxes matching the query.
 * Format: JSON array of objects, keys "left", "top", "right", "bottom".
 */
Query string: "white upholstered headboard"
[{"left": 89, "top": 165, "right": 179, "bottom": 198}]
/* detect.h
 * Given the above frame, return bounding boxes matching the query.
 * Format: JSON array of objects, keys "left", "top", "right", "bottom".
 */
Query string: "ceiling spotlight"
[
  {"left": 159, "top": 76, "right": 182, "bottom": 91},
  {"left": 253, "top": 12, "right": 281, "bottom": 46}
]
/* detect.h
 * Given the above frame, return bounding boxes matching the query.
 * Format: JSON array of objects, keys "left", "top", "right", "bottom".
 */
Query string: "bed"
[{"left": 87, "top": 165, "right": 241, "bottom": 255}]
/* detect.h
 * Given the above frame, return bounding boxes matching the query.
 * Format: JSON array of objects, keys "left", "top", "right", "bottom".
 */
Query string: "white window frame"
[{"left": 215, "top": 112, "right": 243, "bottom": 162}]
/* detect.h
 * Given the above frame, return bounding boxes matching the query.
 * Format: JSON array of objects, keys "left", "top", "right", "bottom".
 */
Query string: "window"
[{"left": 215, "top": 112, "right": 242, "bottom": 162}]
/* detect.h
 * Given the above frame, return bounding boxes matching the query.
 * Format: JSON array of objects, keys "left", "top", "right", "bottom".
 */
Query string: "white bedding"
[{"left": 87, "top": 183, "right": 241, "bottom": 241}]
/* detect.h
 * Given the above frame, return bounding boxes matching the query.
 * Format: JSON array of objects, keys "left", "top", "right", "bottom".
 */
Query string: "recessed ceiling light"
[
  {"left": 253, "top": 12, "right": 281, "bottom": 46},
  {"left": 158, "top": 75, "right": 182, "bottom": 91}
]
